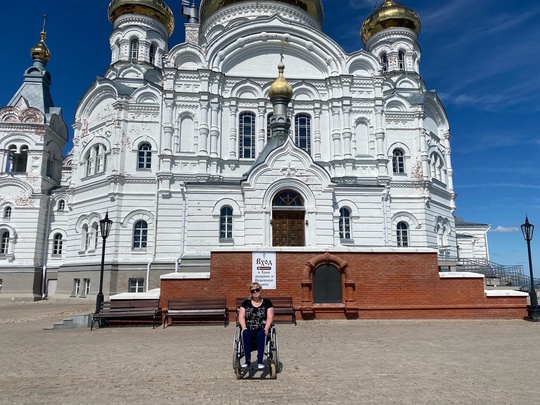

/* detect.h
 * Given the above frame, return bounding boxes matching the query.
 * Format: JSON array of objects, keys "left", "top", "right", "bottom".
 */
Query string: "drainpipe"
[
  {"left": 147, "top": 95, "right": 168, "bottom": 290},
  {"left": 175, "top": 182, "right": 187, "bottom": 272},
  {"left": 41, "top": 195, "right": 54, "bottom": 299},
  {"left": 382, "top": 187, "right": 390, "bottom": 247},
  {"left": 146, "top": 175, "right": 160, "bottom": 291}
]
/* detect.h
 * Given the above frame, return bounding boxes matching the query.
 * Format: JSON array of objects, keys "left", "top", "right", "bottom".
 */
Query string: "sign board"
[{"left": 252, "top": 252, "right": 276, "bottom": 289}]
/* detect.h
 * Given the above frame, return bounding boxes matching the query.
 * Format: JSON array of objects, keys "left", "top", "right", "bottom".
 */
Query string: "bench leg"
[{"left": 91, "top": 317, "right": 106, "bottom": 330}]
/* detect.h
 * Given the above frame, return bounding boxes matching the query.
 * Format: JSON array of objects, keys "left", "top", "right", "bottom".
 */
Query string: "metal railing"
[{"left": 454, "top": 258, "right": 539, "bottom": 289}]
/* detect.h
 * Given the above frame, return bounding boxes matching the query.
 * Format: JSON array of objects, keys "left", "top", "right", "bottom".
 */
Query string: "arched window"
[
  {"left": 3, "top": 206, "right": 12, "bottom": 219},
  {"left": 53, "top": 233, "right": 63, "bottom": 256},
  {"left": 220, "top": 207, "right": 233, "bottom": 240},
  {"left": 6, "top": 145, "right": 15, "bottom": 172},
  {"left": 430, "top": 153, "right": 445, "bottom": 182},
  {"left": 392, "top": 149, "right": 405, "bottom": 173},
  {"left": 339, "top": 208, "right": 351, "bottom": 240},
  {"left": 85, "top": 144, "right": 107, "bottom": 177},
  {"left": 398, "top": 51, "right": 405, "bottom": 71},
  {"left": 295, "top": 114, "right": 311, "bottom": 154},
  {"left": 81, "top": 225, "right": 87, "bottom": 251},
  {"left": 82, "top": 225, "right": 90, "bottom": 251},
  {"left": 0, "top": 231, "right": 9, "bottom": 254},
  {"left": 46, "top": 155, "right": 54, "bottom": 178},
  {"left": 58, "top": 200, "right": 65, "bottom": 211},
  {"left": 7, "top": 145, "right": 29, "bottom": 173},
  {"left": 239, "top": 112, "right": 256, "bottom": 159},
  {"left": 273, "top": 190, "right": 303, "bottom": 207},
  {"left": 266, "top": 112, "right": 273, "bottom": 140},
  {"left": 138, "top": 143, "right": 152, "bottom": 169},
  {"left": 381, "top": 52, "right": 388, "bottom": 73},
  {"left": 397, "top": 221, "right": 409, "bottom": 247},
  {"left": 85, "top": 152, "right": 94, "bottom": 176},
  {"left": 149, "top": 43, "right": 157, "bottom": 64},
  {"left": 313, "top": 265, "right": 342, "bottom": 303},
  {"left": 133, "top": 220, "right": 148, "bottom": 248},
  {"left": 92, "top": 223, "right": 99, "bottom": 250},
  {"left": 130, "top": 38, "right": 139, "bottom": 61},
  {"left": 96, "top": 145, "right": 106, "bottom": 173}
]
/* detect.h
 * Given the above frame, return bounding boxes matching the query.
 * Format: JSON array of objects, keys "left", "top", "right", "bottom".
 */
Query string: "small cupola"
[
  {"left": 361, "top": 0, "right": 421, "bottom": 46},
  {"left": 31, "top": 30, "right": 51, "bottom": 64}
]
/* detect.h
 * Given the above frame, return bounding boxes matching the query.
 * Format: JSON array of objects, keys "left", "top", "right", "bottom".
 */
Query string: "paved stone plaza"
[{"left": 0, "top": 299, "right": 539, "bottom": 404}]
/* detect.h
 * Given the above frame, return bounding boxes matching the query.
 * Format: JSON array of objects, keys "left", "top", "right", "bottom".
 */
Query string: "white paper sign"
[{"left": 252, "top": 252, "right": 276, "bottom": 289}]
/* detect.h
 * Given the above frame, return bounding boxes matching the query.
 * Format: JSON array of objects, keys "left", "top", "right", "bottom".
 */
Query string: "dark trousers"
[{"left": 242, "top": 328, "right": 265, "bottom": 364}]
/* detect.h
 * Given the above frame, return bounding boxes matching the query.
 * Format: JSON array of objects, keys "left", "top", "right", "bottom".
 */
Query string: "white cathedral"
[{"left": 0, "top": 0, "right": 489, "bottom": 300}]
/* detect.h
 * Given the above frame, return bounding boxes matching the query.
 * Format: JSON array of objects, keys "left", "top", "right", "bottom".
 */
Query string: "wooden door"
[{"left": 272, "top": 211, "right": 305, "bottom": 246}]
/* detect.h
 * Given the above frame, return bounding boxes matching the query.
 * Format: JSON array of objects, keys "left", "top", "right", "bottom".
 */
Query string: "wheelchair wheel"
[
  {"left": 270, "top": 362, "right": 277, "bottom": 379},
  {"left": 270, "top": 327, "right": 279, "bottom": 373},
  {"left": 232, "top": 327, "right": 242, "bottom": 376}
]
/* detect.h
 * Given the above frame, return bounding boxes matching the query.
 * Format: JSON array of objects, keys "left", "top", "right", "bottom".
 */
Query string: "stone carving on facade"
[
  {"left": 14, "top": 197, "right": 34, "bottom": 207},
  {"left": 0, "top": 106, "right": 44, "bottom": 125},
  {"left": 80, "top": 119, "right": 89, "bottom": 138},
  {"left": 410, "top": 159, "right": 423, "bottom": 182}
]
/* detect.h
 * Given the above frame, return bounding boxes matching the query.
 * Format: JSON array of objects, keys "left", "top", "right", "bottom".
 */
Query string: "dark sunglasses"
[{"left": 250, "top": 288, "right": 261, "bottom": 293}]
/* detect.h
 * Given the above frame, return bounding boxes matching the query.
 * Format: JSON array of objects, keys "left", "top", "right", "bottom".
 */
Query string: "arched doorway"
[{"left": 272, "top": 190, "right": 305, "bottom": 246}]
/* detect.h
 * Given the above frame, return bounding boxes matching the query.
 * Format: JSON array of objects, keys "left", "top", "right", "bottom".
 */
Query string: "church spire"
[
  {"left": 268, "top": 59, "right": 292, "bottom": 139},
  {"left": 7, "top": 16, "right": 56, "bottom": 115},
  {"left": 30, "top": 15, "right": 51, "bottom": 65}
]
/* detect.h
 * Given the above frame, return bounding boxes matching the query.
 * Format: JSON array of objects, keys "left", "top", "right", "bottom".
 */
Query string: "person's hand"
[{"left": 264, "top": 328, "right": 269, "bottom": 336}]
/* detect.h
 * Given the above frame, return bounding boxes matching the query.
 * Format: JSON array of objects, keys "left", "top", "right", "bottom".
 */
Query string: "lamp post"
[
  {"left": 521, "top": 215, "right": 539, "bottom": 321},
  {"left": 95, "top": 212, "right": 113, "bottom": 315}
]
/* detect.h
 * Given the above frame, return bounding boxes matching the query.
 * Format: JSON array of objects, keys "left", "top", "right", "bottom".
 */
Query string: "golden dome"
[
  {"left": 269, "top": 61, "right": 293, "bottom": 100},
  {"left": 108, "top": 0, "right": 175, "bottom": 36},
  {"left": 31, "top": 31, "right": 51, "bottom": 63},
  {"left": 199, "top": 0, "right": 324, "bottom": 26},
  {"left": 361, "top": 0, "right": 421, "bottom": 45}
]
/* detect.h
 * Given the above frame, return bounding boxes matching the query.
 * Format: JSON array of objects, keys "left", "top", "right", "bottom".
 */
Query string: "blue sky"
[{"left": 1, "top": 0, "right": 540, "bottom": 275}]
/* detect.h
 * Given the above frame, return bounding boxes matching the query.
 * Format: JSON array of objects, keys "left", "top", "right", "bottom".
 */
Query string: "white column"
[
  {"left": 163, "top": 100, "right": 174, "bottom": 151},
  {"left": 209, "top": 101, "right": 220, "bottom": 157},
  {"left": 342, "top": 106, "right": 352, "bottom": 158},
  {"left": 229, "top": 105, "right": 238, "bottom": 159},
  {"left": 313, "top": 107, "right": 321, "bottom": 160},
  {"left": 257, "top": 105, "right": 266, "bottom": 156},
  {"left": 198, "top": 99, "right": 209, "bottom": 155},
  {"left": 331, "top": 105, "right": 341, "bottom": 159}
]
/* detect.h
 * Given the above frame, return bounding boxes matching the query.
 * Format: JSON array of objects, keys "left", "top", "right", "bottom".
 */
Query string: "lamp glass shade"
[
  {"left": 521, "top": 217, "right": 534, "bottom": 242},
  {"left": 100, "top": 212, "right": 113, "bottom": 239}
]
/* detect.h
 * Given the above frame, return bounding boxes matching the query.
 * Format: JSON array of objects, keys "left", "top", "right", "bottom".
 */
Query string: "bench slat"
[
  {"left": 91, "top": 299, "right": 160, "bottom": 330},
  {"left": 236, "top": 296, "right": 296, "bottom": 325},
  {"left": 163, "top": 298, "right": 228, "bottom": 328}
]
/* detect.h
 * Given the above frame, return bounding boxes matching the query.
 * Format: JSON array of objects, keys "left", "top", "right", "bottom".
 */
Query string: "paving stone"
[{"left": 0, "top": 300, "right": 538, "bottom": 404}]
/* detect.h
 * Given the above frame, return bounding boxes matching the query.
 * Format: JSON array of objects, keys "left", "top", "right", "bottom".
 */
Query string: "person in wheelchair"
[{"left": 237, "top": 282, "right": 274, "bottom": 369}]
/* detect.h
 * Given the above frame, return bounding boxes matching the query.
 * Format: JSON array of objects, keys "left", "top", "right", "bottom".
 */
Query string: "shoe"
[
  {"left": 241, "top": 362, "right": 250, "bottom": 368},
  {"left": 257, "top": 363, "right": 265, "bottom": 369}
]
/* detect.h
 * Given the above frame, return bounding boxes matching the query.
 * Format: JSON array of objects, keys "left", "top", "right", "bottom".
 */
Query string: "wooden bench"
[
  {"left": 236, "top": 296, "right": 296, "bottom": 325},
  {"left": 91, "top": 299, "right": 160, "bottom": 330},
  {"left": 163, "top": 298, "right": 228, "bottom": 327}
]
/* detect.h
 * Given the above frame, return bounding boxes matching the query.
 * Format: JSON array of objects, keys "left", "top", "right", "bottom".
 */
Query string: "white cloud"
[
  {"left": 457, "top": 183, "right": 540, "bottom": 190},
  {"left": 490, "top": 226, "right": 519, "bottom": 233}
]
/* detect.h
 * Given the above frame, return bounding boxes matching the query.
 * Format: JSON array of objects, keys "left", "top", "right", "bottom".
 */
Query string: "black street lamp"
[
  {"left": 95, "top": 212, "right": 113, "bottom": 315},
  {"left": 521, "top": 215, "right": 539, "bottom": 321}
]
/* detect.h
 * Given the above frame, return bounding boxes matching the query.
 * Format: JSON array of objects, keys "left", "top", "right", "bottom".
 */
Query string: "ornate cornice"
[{"left": 201, "top": 3, "right": 320, "bottom": 40}]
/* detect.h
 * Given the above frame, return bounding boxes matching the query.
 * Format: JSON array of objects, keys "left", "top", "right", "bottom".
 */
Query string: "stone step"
[{"left": 45, "top": 313, "right": 92, "bottom": 330}]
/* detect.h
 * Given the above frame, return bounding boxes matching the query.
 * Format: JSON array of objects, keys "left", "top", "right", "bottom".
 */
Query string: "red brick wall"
[{"left": 159, "top": 251, "right": 528, "bottom": 320}]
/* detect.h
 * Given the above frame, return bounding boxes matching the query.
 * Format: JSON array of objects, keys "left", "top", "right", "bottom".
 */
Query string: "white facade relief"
[{"left": 0, "top": 0, "right": 493, "bottom": 300}]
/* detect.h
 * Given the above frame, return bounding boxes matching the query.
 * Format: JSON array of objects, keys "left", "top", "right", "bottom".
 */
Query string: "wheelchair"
[{"left": 232, "top": 324, "right": 279, "bottom": 379}]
